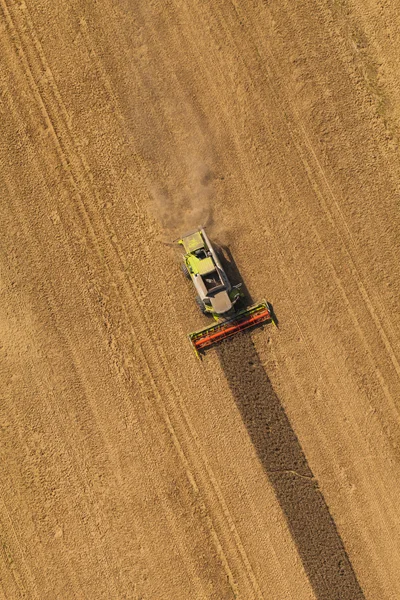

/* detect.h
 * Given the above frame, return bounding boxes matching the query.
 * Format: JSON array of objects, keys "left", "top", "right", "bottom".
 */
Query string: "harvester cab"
[
  {"left": 178, "top": 228, "right": 241, "bottom": 319},
  {"left": 178, "top": 228, "right": 275, "bottom": 357}
]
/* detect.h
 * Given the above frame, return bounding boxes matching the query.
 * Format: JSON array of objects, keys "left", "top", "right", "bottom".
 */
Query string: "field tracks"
[
  {"left": 217, "top": 0, "right": 400, "bottom": 383},
  {"left": 248, "top": 4, "right": 400, "bottom": 372},
  {"left": 0, "top": 490, "right": 39, "bottom": 599},
  {"left": 2, "top": 195, "right": 123, "bottom": 595},
  {"left": 1, "top": 4, "right": 268, "bottom": 596},
  {"left": 214, "top": 1, "right": 400, "bottom": 431}
]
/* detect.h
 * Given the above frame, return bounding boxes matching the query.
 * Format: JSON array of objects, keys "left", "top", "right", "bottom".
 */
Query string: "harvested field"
[{"left": 1, "top": 1, "right": 400, "bottom": 599}]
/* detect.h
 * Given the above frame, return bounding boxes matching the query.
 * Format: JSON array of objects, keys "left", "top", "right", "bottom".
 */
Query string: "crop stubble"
[{"left": 1, "top": 1, "right": 400, "bottom": 599}]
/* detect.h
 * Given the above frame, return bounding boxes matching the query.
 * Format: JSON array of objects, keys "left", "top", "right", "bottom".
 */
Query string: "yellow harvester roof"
[
  {"left": 181, "top": 231, "right": 204, "bottom": 253},
  {"left": 197, "top": 257, "right": 215, "bottom": 275}
]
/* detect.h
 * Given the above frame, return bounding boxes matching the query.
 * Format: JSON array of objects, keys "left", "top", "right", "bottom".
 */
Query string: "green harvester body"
[{"left": 178, "top": 228, "right": 275, "bottom": 357}]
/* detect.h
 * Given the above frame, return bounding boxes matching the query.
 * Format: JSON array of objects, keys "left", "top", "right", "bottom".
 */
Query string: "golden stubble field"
[{"left": 1, "top": 1, "right": 400, "bottom": 599}]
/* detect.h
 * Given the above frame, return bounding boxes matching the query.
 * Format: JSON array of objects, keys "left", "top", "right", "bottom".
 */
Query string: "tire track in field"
[
  {"left": 217, "top": 334, "right": 365, "bottom": 600},
  {"left": 0, "top": 17, "right": 137, "bottom": 593},
  {"left": 6, "top": 4, "right": 277, "bottom": 595},
  {"left": 0, "top": 491, "right": 39, "bottom": 600},
  {"left": 209, "top": 0, "right": 400, "bottom": 399},
  {"left": 1, "top": 165, "right": 124, "bottom": 597},
  {"left": 1, "top": 76, "right": 232, "bottom": 597},
  {"left": 232, "top": 0, "right": 400, "bottom": 417},
  {"left": 196, "top": 0, "right": 400, "bottom": 461},
  {"left": 192, "top": 0, "right": 400, "bottom": 417},
  {"left": 0, "top": 7, "right": 258, "bottom": 595},
  {"left": 232, "top": 0, "right": 400, "bottom": 351}
]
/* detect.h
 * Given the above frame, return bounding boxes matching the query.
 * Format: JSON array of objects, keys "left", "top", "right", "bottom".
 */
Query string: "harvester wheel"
[
  {"left": 181, "top": 263, "right": 190, "bottom": 279},
  {"left": 195, "top": 296, "right": 207, "bottom": 314}
]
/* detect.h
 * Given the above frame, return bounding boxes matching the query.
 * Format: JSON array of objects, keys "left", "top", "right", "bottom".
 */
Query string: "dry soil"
[{"left": 1, "top": 1, "right": 400, "bottom": 599}]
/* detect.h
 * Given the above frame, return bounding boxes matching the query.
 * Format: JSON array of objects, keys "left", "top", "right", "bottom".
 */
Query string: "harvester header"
[{"left": 177, "top": 228, "right": 275, "bottom": 357}]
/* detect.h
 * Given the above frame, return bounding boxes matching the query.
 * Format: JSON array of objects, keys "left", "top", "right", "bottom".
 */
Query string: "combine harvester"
[{"left": 178, "top": 228, "right": 275, "bottom": 357}]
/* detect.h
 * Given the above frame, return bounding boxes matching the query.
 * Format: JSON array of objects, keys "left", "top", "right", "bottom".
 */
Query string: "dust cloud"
[
  {"left": 114, "top": 4, "right": 226, "bottom": 242},
  {"left": 149, "top": 154, "right": 214, "bottom": 238}
]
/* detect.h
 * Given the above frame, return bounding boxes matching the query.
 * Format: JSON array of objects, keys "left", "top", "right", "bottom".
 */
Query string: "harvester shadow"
[
  {"left": 215, "top": 243, "right": 279, "bottom": 326},
  {"left": 214, "top": 243, "right": 254, "bottom": 306},
  {"left": 216, "top": 335, "right": 365, "bottom": 600}
]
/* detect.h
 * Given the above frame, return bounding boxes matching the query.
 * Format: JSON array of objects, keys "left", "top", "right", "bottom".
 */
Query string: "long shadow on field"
[
  {"left": 214, "top": 243, "right": 254, "bottom": 307},
  {"left": 216, "top": 335, "right": 365, "bottom": 600}
]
